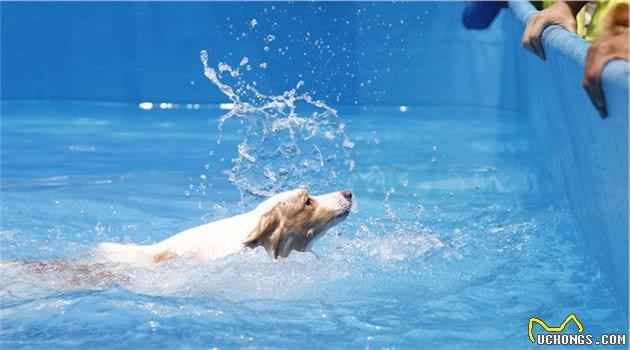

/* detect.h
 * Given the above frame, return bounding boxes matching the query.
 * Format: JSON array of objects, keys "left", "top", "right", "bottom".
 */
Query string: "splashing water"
[
  {"left": 200, "top": 50, "right": 355, "bottom": 198},
  {"left": 2, "top": 99, "right": 627, "bottom": 349}
]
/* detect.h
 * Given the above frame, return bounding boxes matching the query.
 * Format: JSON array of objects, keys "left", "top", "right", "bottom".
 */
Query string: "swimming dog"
[{"left": 95, "top": 188, "right": 353, "bottom": 266}]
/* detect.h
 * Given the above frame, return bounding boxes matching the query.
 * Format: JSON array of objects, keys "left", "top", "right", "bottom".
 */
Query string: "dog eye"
[{"left": 305, "top": 197, "right": 312, "bottom": 207}]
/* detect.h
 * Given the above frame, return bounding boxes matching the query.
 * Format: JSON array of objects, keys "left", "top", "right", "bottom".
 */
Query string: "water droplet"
[
  {"left": 95, "top": 223, "right": 105, "bottom": 233},
  {"left": 200, "top": 50, "right": 208, "bottom": 65},
  {"left": 250, "top": 19, "right": 257, "bottom": 28}
]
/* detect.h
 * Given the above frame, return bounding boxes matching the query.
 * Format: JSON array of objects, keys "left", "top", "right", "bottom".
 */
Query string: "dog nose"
[{"left": 341, "top": 190, "right": 353, "bottom": 200}]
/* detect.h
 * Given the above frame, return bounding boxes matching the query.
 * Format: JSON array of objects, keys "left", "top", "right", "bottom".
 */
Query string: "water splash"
[{"left": 200, "top": 50, "right": 355, "bottom": 198}]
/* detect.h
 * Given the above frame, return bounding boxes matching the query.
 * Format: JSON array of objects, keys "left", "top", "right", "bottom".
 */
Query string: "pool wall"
[
  {"left": 1, "top": 1, "right": 628, "bottom": 314},
  {"left": 1, "top": 2, "right": 515, "bottom": 109},
  {"left": 508, "top": 2, "right": 629, "bottom": 314}
]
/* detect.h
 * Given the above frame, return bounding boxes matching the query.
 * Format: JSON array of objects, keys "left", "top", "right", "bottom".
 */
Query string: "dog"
[{"left": 95, "top": 188, "right": 353, "bottom": 267}]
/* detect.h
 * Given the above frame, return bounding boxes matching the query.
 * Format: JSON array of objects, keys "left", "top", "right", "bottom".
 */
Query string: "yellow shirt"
[{"left": 542, "top": 0, "right": 628, "bottom": 42}]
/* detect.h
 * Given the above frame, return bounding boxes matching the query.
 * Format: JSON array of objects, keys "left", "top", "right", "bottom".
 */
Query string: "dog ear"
[
  {"left": 268, "top": 223, "right": 284, "bottom": 259},
  {"left": 243, "top": 204, "right": 283, "bottom": 257}
]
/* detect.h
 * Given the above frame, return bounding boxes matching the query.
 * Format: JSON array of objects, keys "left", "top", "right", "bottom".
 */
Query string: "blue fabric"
[
  {"left": 462, "top": 1, "right": 504, "bottom": 29},
  {"left": 510, "top": 1, "right": 629, "bottom": 314}
]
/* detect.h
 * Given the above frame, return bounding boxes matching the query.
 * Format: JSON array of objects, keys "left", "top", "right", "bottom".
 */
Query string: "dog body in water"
[{"left": 95, "top": 188, "right": 352, "bottom": 267}]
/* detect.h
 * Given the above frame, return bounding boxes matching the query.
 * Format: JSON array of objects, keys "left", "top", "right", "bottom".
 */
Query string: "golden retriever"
[{"left": 95, "top": 188, "right": 353, "bottom": 266}]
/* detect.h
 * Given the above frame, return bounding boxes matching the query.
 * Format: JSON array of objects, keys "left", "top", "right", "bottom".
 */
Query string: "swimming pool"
[{"left": 1, "top": 2, "right": 628, "bottom": 349}]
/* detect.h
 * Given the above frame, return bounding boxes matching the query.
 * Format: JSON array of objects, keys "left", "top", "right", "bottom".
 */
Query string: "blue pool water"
[{"left": 1, "top": 101, "right": 627, "bottom": 348}]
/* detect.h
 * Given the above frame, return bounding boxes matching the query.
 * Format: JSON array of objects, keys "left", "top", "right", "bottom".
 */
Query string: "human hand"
[
  {"left": 521, "top": 1, "right": 584, "bottom": 60},
  {"left": 583, "top": 29, "right": 630, "bottom": 117}
]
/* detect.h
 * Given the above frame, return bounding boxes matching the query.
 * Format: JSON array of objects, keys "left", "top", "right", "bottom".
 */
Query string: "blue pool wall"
[
  {"left": 508, "top": 2, "right": 629, "bottom": 315},
  {"left": 1, "top": 2, "right": 516, "bottom": 109},
  {"left": 1, "top": 2, "right": 628, "bottom": 313}
]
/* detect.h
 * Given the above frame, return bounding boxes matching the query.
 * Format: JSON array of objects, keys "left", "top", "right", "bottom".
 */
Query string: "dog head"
[{"left": 243, "top": 188, "right": 353, "bottom": 258}]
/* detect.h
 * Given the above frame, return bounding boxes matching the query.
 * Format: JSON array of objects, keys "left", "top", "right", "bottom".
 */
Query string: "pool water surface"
[{"left": 0, "top": 101, "right": 627, "bottom": 349}]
